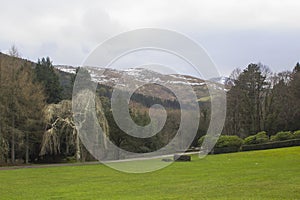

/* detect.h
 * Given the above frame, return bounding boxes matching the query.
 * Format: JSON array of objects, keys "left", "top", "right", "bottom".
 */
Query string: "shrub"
[
  {"left": 244, "top": 131, "right": 269, "bottom": 145},
  {"left": 198, "top": 135, "right": 218, "bottom": 147},
  {"left": 199, "top": 135, "right": 243, "bottom": 154},
  {"left": 294, "top": 130, "right": 300, "bottom": 139},
  {"left": 244, "top": 135, "right": 256, "bottom": 145},
  {"left": 215, "top": 135, "right": 244, "bottom": 148},
  {"left": 271, "top": 131, "right": 295, "bottom": 141},
  {"left": 198, "top": 136, "right": 205, "bottom": 147},
  {"left": 255, "top": 131, "right": 269, "bottom": 143}
]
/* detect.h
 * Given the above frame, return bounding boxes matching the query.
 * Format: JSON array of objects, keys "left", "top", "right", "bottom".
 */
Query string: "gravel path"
[{"left": 0, "top": 151, "right": 200, "bottom": 171}]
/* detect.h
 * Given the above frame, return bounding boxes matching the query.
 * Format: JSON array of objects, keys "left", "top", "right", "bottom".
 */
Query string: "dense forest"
[
  {"left": 0, "top": 47, "right": 299, "bottom": 165},
  {"left": 224, "top": 63, "right": 300, "bottom": 137}
]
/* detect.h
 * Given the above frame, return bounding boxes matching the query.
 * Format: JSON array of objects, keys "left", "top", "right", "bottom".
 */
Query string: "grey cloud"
[{"left": 0, "top": 0, "right": 300, "bottom": 76}]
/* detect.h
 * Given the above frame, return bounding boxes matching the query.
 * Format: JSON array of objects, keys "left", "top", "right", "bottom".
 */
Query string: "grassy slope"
[{"left": 0, "top": 147, "right": 299, "bottom": 200}]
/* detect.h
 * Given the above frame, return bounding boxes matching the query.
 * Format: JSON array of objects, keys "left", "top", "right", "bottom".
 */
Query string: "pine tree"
[{"left": 35, "top": 57, "right": 62, "bottom": 103}]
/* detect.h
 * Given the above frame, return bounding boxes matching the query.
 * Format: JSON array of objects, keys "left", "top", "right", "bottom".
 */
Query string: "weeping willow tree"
[
  {"left": 40, "top": 91, "right": 109, "bottom": 162},
  {"left": 40, "top": 100, "right": 79, "bottom": 160}
]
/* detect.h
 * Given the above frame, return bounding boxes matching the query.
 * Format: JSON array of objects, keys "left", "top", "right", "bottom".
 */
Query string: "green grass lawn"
[{"left": 0, "top": 147, "right": 300, "bottom": 200}]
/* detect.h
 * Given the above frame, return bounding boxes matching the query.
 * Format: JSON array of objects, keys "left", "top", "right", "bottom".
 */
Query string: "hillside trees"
[{"left": 0, "top": 50, "right": 45, "bottom": 164}]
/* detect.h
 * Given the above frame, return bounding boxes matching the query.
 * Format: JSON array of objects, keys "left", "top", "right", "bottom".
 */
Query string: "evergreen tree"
[
  {"left": 35, "top": 57, "right": 62, "bottom": 103},
  {"left": 225, "top": 64, "right": 269, "bottom": 137},
  {"left": 289, "top": 63, "right": 300, "bottom": 130}
]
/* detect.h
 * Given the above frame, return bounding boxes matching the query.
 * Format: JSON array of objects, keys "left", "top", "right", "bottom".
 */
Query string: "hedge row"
[
  {"left": 241, "top": 139, "right": 300, "bottom": 151},
  {"left": 213, "top": 146, "right": 240, "bottom": 154},
  {"left": 198, "top": 130, "right": 300, "bottom": 154}
]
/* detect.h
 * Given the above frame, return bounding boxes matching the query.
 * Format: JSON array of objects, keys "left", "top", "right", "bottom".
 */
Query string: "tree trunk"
[
  {"left": 11, "top": 117, "right": 15, "bottom": 164},
  {"left": 11, "top": 58, "right": 16, "bottom": 165},
  {"left": 75, "top": 134, "right": 80, "bottom": 162},
  {"left": 0, "top": 112, "right": 2, "bottom": 163},
  {"left": 0, "top": 61, "right": 2, "bottom": 163},
  {"left": 80, "top": 144, "right": 87, "bottom": 162},
  {"left": 66, "top": 134, "right": 69, "bottom": 155},
  {"left": 115, "top": 148, "right": 120, "bottom": 160},
  {"left": 25, "top": 131, "right": 29, "bottom": 164}
]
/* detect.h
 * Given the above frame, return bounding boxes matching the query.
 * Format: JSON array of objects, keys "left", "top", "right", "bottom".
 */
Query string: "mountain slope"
[{"left": 55, "top": 65, "right": 228, "bottom": 102}]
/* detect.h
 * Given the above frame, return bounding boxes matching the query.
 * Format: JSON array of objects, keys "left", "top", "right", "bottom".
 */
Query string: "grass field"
[{"left": 0, "top": 147, "right": 300, "bottom": 200}]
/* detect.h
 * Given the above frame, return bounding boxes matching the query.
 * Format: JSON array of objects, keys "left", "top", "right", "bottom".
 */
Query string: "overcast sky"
[{"left": 1, "top": 0, "right": 300, "bottom": 76}]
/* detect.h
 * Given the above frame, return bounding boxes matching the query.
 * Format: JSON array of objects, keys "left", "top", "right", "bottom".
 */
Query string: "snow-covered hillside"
[{"left": 55, "top": 65, "right": 229, "bottom": 101}]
